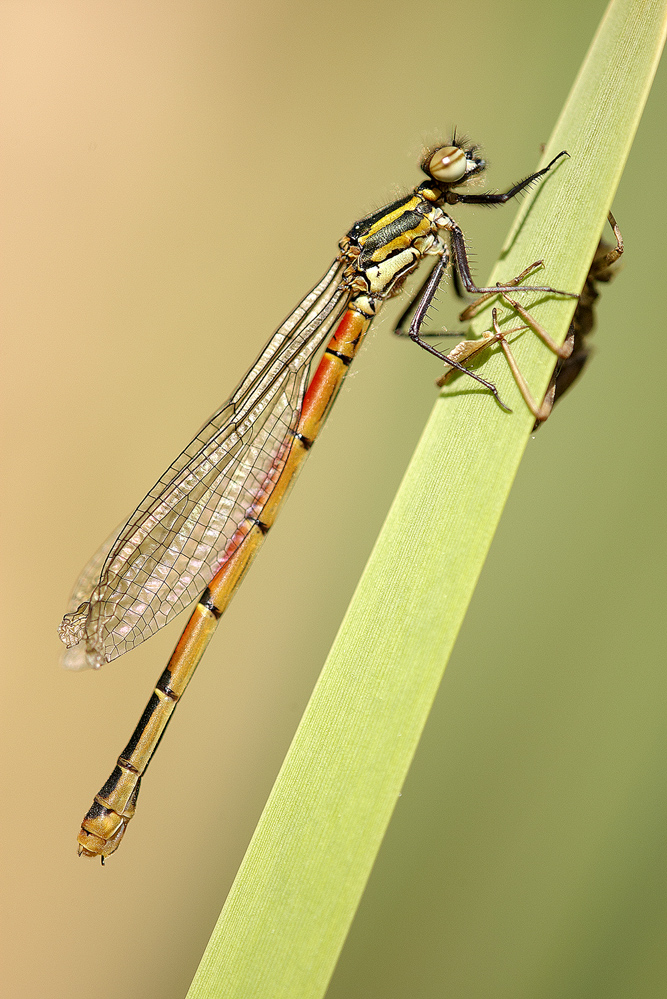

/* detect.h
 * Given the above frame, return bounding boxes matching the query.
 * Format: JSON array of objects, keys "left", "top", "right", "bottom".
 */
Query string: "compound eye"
[{"left": 426, "top": 145, "right": 468, "bottom": 183}]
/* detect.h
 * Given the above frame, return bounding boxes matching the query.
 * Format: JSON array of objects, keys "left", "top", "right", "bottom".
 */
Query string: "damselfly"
[{"left": 59, "top": 139, "right": 575, "bottom": 860}]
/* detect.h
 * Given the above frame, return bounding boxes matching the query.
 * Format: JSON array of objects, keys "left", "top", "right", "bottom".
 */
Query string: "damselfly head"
[{"left": 421, "top": 143, "right": 485, "bottom": 186}]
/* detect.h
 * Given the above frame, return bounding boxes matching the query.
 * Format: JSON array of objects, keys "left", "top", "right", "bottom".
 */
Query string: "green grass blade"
[{"left": 187, "top": 2, "right": 667, "bottom": 996}]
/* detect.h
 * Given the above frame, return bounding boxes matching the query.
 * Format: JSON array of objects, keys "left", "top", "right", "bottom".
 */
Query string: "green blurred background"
[{"left": 2, "top": 2, "right": 666, "bottom": 997}]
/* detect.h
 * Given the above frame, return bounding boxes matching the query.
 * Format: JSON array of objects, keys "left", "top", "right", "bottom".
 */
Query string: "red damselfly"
[{"left": 60, "top": 139, "right": 575, "bottom": 860}]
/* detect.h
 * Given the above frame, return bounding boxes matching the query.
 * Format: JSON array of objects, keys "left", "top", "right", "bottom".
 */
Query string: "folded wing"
[{"left": 59, "top": 259, "right": 349, "bottom": 668}]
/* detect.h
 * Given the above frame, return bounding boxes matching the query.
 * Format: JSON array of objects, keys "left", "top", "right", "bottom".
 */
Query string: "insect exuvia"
[
  {"left": 533, "top": 211, "right": 623, "bottom": 426},
  {"left": 59, "top": 137, "right": 575, "bottom": 860}
]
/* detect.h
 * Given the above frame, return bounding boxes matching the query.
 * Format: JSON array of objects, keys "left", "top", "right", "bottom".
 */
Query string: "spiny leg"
[
  {"left": 454, "top": 209, "right": 622, "bottom": 330},
  {"left": 449, "top": 150, "right": 569, "bottom": 206},
  {"left": 406, "top": 256, "right": 512, "bottom": 411},
  {"left": 446, "top": 223, "right": 577, "bottom": 299},
  {"left": 458, "top": 261, "right": 546, "bottom": 322},
  {"left": 393, "top": 259, "right": 468, "bottom": 339}
]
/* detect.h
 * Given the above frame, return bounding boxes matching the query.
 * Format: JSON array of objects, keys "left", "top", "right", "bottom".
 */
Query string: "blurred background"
[{"left": 2, "top": 2, "right": 666, "bottom": 997}]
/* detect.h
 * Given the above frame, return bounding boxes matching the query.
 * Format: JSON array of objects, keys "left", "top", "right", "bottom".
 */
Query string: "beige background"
[{"left": 2, "top": 2, "right": 666, "bottom": 997}]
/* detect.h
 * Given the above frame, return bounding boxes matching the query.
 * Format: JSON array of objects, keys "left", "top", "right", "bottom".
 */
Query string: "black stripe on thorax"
[
  {"left": 359, "top": 209, "right": 426, "bottom": 262},
  {"left": 345, "top": 194, "right": 415, "bottom": 242}
]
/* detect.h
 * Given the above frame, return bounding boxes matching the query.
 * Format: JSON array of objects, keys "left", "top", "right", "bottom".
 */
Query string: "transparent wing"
[{"left": 59, "top": 258, "right": 350, "bottom": 669}]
